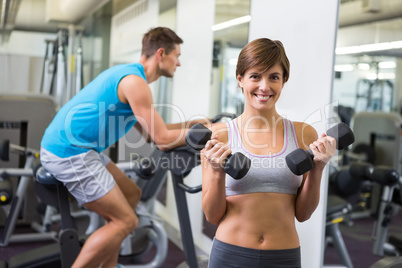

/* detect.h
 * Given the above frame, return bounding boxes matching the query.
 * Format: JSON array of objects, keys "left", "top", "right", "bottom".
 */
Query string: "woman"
[{"left": 202, "top": 38, "right": 336, "bottom": 267}]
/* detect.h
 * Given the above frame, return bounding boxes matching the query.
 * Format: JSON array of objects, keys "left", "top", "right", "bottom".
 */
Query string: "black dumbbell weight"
[
  {"left": 286, "top": 122, "right": 355, "bottom": 175},
  {"left": 185, "top": 123, "right": 251, "bottom": 180}
]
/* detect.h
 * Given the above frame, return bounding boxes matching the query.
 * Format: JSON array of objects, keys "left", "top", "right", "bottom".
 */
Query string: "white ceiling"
[{"left": 2, "top": 0, "right": 402, "bottom": 58}]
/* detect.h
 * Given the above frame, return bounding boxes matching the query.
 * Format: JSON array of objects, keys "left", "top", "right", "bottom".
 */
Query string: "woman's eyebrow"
[
  {"left": 248, "top": 72, "right": 260, "bottom": 75},
  {"left": 269, "top": 71, "right": 282, "bottom": 76}
]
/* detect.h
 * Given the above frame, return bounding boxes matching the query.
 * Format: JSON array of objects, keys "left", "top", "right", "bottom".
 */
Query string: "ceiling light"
[
  {"left": 378, "top": 73, "right": 396, "bottom": 79},
  {"left": 212, "top": 15, "right": 251, "bottom": 32},
  {"left": 366, "top": 73, "right": 396, "bottom": 80},
  {"left": 357, "top": 63, "right": 370, "bottom": 70},
  {"left": 336, "top": 40, "right": 402, "bottom": 55},
  {"left": 334, "top": 64, "right": 354, "bottom": 72},
  {"left": 378, "top": 61, "right": 396, "bottom": 69}
]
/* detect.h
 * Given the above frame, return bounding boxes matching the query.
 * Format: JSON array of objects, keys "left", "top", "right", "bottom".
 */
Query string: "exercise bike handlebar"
[
  {"left": 210, "top": 112, "right": 237, "bottom": 123},
  {"left": 117, "top": 154, "right": 155, "bottom": 180}
]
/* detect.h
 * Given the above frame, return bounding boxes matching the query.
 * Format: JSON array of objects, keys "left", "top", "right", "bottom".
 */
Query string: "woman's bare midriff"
[{"left": 215, "top": 192, "right": 300, "bottom": 250}]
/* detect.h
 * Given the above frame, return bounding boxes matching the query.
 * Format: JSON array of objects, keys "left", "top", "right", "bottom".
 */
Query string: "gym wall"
[
  {"left": 249, "top": 0, "right": 340, "bottom": 267},
  {"left": 0, "top": 31, "right": 54, "bottom": 94},
  {"left": 167, "top": 0, "right": 215, "bottom": 254}
]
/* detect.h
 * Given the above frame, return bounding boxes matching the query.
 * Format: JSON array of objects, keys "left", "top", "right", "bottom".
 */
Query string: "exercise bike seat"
[
  {"left": 36, "top": 166, "right": 61, "bottom": 185},
  {"left": 34, "top": 166, "right": 82, "bottom": 268}
]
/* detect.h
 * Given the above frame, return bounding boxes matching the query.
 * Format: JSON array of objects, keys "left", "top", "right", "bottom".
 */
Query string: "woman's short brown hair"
[{"left": 236, "top": 38, "right": 290, "bottom": 83}]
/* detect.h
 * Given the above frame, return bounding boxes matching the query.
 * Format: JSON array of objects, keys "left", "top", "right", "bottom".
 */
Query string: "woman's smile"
[{"left": 254, "top": 93, "right": 272, "bottom": 102}]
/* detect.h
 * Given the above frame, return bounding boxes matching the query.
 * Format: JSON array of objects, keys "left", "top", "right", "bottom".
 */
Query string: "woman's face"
[{"left": 237, "top": 62, "right": 285, "bottom": 112}]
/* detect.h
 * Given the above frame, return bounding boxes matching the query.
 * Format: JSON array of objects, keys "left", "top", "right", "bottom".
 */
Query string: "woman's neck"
[{"left": 238, "top": 108, "right": 282, "bottom": 129}]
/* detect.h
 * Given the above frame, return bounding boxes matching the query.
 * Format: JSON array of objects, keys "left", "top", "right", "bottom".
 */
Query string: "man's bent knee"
[
  {"left": 131, "top": 185, "right": 142, "bottom": 208},
  {"left": 125, "top": 183, "right": 142, "bottom": 210},
  {"left": 121, "top": 211, "right": 138, "bottom": 235}
]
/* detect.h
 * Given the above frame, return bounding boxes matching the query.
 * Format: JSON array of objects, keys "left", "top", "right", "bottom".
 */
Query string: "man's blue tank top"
[
  {"left": 41, "top": 63, "right": 146, "bottom": 158},
  {"left": 225, "top": 118, "right": 303, "bottom": 196}
]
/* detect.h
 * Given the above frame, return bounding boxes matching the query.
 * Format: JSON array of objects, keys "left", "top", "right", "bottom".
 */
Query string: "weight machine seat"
[
  {"left": 370, "top": 256, "right": 402, "bottom": 268},
  {"left": 327, "top": 194, "right": 352, "bottom": 219},
  {"left": 325, "top": 194, "right": 354, "bottom": 268}
]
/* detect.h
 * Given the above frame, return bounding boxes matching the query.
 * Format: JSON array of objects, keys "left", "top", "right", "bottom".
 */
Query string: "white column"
[
  {"left": 167, "top": 0, "right": 215, "bottom": 254},
  {"left": 249, "top": 1, "right": 340, "bottom": 267}
]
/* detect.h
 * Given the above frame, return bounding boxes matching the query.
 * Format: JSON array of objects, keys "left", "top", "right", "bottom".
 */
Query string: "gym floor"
[
  {"left": 1, "top": 210, "right": 401, "bottom": 267},
  {"left": 324, "top": 209, "right": 402, "bottom": 267},
  {"left": 0, "top": 223, "right": 186, "bottom": 268}
]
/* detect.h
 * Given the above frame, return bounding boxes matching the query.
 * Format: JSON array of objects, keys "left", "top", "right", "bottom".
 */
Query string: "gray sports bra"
[{"left": 225, "top": 118, "right": 303, "bottom": 196}]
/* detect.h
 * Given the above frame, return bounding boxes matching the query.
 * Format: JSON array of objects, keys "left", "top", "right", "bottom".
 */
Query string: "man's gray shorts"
[{"left": 40, "top": 148, "right": 115, "bottom": 206}]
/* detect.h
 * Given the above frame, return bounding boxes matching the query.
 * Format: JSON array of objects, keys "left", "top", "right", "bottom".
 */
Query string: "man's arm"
[
  {"left": 119, "top": 75, "right": 188, "bottom": 151},
  {"left": 134, "top": 122, "right": 152, "bottom": 143}
]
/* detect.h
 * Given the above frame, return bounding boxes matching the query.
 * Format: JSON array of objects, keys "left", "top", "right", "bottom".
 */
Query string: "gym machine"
[
  {"left": 0, "top": 147, "right": 166, "bottom": 268},
  {"left": 327, "top": 162, "right": 402, "bottom": 268},
  {"left": 0, "top": 140, "right": 98, "bottom": 247},
  {"left": 349, "top": 112, "right": 402, "bottom": 174},
  {"left": 0, "top": 140, "right": 58, "bottom": 246},
  {"left": 0, "top": 143, "right": 210, "bottom": 267},
  {"left": 354, "top": 78, "right": 394, "bottom": 113},
  {"left": 40, "top": 26, "right": 84, "bottom": 108},
  {"left": 325, "top": 194, "right": 354, "bottom": 268}
]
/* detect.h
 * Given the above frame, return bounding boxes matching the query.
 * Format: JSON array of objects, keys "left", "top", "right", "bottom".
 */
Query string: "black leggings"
[{"left": 208, "top": 238, "right": 301, "bottom": 268}]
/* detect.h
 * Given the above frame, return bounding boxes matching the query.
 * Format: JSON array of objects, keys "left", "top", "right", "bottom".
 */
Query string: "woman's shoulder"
[
  {"left": 211, "top": 122, "right": 229, "bottom": 144},
  {"left": 292, "top": 121, "right": 318, "bottom": 150}
]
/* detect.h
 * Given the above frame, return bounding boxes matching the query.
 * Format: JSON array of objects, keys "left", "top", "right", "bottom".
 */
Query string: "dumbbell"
[
  {"left": 286, "top": 122, "right": 355, "bottom": 175},
  {"left": 185, "top": 123, "right": 251, "bottom": 180}
]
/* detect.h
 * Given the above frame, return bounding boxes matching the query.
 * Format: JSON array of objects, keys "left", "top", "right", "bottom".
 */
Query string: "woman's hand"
[
  {"left": 202, "top": 139, "right": 232, "bottom": 171},
  {"left": 309, "top": 133, "right": 337, "bottom": 170}
]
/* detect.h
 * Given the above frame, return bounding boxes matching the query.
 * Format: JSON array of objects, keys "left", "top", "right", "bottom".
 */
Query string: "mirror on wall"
[
  {"left": 325, "top": 1, "right": 402, "bottom": 267},
  {"left": 333, "top": 16, "right": 402, "bottom": 116},
  {"left": 209, "top": 0, "right": 250, "bottom": 117}
]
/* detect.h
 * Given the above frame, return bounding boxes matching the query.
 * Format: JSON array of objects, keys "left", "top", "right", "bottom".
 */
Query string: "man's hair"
[{"left": 141, "top": 27, "right": 183, "bottom": 58}]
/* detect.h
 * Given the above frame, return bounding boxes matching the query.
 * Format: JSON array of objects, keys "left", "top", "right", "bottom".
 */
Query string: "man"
[{"left": 40, "top": 27, "right": 206, "bottom": 267}]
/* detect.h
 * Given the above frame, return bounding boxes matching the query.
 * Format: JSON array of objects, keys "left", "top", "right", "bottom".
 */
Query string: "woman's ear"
[{"left": 237, "top": 74, "right": 243, "bottom": 88}]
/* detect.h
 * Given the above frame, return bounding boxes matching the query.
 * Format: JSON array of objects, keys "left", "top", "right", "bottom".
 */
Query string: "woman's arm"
[
  {"left": 294, "top": 123, "right": 337, "bottom": 222},
  {"left": 201, "top": 123, "right": 230, "bottom": 225}
]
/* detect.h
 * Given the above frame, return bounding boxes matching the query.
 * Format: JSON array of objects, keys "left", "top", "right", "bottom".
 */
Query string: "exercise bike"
[
  {"left": 0, "top": 141, "right": 207, "bottom": 267},
  {"left": 29, "top": 145, "right": 205, "bottom": 268},
  {"left": 0, "top": 147, "right": 168, "bottom": 268},
  {"left": 1, "top": 113, "right": 235, "bottom": 267}
]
